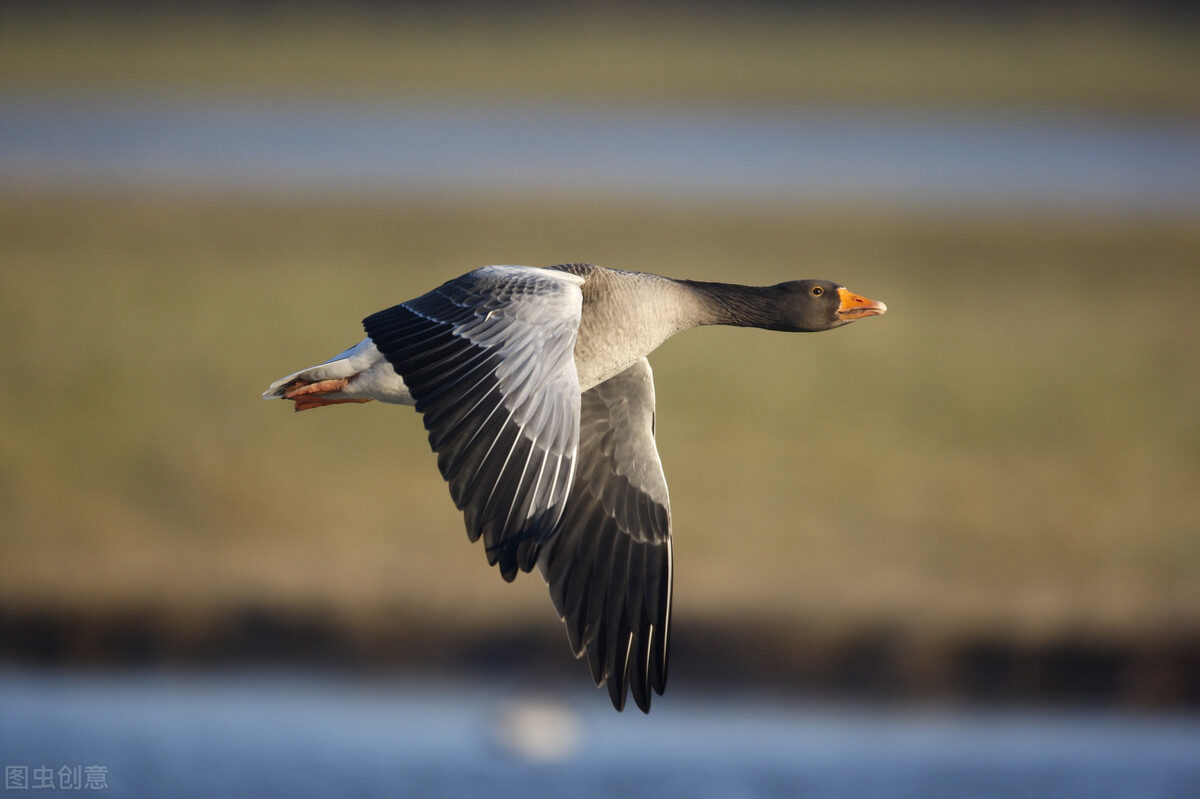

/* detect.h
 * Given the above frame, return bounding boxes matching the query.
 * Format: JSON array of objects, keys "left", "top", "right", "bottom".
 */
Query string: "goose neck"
[{"left": 683, "top": 280, "right": 787, "bottom": 330}]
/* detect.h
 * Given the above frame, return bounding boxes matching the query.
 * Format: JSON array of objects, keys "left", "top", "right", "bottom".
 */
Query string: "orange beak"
[{"left": 837, "top": 287, "right": 887, "bottom": 320}]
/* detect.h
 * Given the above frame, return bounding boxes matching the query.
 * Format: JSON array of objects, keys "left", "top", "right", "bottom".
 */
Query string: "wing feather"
[
  {"left": 537, "top": 358, "right": 673, "bottom": 713},
  {"left": 363, "top": 266, "right": 583, "bottom": 580},
  {"left": 365, "top": 267, "right": 672, "bottom": 712}
]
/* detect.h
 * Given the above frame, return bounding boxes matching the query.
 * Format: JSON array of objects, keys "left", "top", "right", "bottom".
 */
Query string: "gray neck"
[{"left": 683, "top": 280, "right": 788, "bottom": 330}]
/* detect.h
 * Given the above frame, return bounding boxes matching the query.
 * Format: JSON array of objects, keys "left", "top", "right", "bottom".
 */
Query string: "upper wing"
[
  {"left": 363, "top": 266, "right": 585, "bottom": 580},
  {"left": 538, "top": 358, "right": 673, "bottom": 713}
]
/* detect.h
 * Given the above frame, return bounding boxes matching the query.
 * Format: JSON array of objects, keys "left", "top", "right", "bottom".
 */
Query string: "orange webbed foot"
[{"left": 283, "top": 378, "right": 373, "bottom": 411}]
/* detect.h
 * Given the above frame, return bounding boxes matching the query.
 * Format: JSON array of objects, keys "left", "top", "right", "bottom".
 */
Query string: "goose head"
[{"left": 769, "top": 280, "right": 887, "bottom": 332}]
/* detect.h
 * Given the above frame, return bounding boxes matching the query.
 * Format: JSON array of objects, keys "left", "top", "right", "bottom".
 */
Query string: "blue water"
[
  {"left": 1, "top": 669, "right": 1197, "bottom": 798},
  {"left": 2, "top": 95, "right": 1198, "bottom": 213}
]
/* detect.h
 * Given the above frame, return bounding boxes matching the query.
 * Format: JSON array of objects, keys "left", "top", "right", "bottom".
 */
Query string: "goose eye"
[{"left": 811, "top": 286, "right": 824, "bottom": 296}]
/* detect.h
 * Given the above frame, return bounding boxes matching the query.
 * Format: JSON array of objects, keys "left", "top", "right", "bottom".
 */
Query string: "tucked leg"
[{"left": 283, "top": 378, "right": 373, "bottom": 412}]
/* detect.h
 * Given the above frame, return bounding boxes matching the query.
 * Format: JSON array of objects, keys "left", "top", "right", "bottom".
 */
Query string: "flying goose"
[{"left": 264, "top": 263, "right": 886, "bottom": 712}]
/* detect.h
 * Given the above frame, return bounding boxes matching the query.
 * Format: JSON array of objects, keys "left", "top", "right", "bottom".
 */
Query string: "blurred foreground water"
[{"left": 2, "top": 669, "right": 1198, "bottom": 799}]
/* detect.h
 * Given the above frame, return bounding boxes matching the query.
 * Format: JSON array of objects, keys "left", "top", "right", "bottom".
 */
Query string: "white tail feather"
[{"left": 262, "top": 338, "right": 414, "bottom": 405}]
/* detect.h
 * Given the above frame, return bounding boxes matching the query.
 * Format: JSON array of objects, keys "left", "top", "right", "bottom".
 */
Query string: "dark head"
[
  {"left": 684, "top": 277, "right": 887, "bottom": 331},
  {"left": 767, "top": 279, "right": 887, "bottom": 332}
]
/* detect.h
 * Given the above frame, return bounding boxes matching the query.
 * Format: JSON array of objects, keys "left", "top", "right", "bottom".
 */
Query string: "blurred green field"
[
  {"left": 2, "top": 7, "right": 1198, "bottom": 112},
  {"left": 2, "top": 6, "right": 1199, "bottom": 699},
  {"left": 2, "top": 192, "right": 1198, "bottom": 651}
]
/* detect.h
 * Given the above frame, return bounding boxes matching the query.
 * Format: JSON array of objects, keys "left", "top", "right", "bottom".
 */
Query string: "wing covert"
[{"left": 364, "top": 266, "right": 584, "bottom": 580}]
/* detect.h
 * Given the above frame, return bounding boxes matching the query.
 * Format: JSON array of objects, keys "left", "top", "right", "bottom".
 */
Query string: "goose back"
[{"left": 548, "top": 264, "right": 710, "bottom": 391}]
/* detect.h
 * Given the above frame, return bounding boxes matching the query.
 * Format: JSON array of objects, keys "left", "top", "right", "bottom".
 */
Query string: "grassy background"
[
  {"left": 2, "top": 7, "right": 1198, "bottom": 112},
  {"left": 1, "top": 6, "right": 1198, "bottom": 697},
  {"left": 3, "top": 194, "right": 1197, "bottom": 647}
]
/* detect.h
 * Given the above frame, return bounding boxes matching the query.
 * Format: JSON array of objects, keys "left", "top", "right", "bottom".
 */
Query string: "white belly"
[{"left": 342, "top": 339, "right": 415, "bottom": 405}]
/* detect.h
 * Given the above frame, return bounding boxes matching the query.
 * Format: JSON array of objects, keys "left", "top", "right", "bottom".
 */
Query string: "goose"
[{"left": 263, "top": 263, "right": 886, "bottom": 712}]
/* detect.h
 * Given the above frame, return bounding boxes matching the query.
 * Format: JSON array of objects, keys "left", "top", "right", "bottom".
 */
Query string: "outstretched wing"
[
  {"left": 363, "top": 266, "right": 584, "bottom": 580},
  {"left": 538, "top": 358, "right": 673, "bottom": 713}
]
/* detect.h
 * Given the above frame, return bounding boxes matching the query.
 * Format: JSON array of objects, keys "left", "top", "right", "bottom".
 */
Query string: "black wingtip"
[
  {"left": 608, "top": 680, "right": 628, "bottom": 712},
  {"left": 612, "top": 680, "right": 653, "bottom": 714}
]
